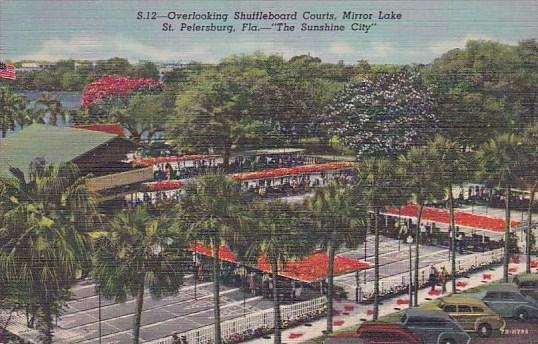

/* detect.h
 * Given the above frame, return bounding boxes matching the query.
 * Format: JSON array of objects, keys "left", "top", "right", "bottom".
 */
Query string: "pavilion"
[{"left": 0, "top": 124, "right": 152, "bottom": 204}]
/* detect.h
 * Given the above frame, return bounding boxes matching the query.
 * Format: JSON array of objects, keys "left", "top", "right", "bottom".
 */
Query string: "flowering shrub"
[
  {"left": 222, "top": 307, "right": 327, "bottom": 344},
  {"left": 81, "top": 75, "right": 161, "bottom": 108},
  {"left": 321, "top": 72, "right": 437, "bottom": 158}
]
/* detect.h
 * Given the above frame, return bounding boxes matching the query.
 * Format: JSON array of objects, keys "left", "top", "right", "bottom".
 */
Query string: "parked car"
[
  {"left": 513, "top": 273, "right": 538, "bottom": 302},
  {"left": 481, "top": 284, "right": 538, "bottom": 319},
  {"left": 355, "top": 321, "right": 424, "bottom": 344},
  {"left": 399, "top": 309, "right": 471, "bottom": 344},
  {"left": 423, "top": 296, "right": 505, "bottom": 337}
]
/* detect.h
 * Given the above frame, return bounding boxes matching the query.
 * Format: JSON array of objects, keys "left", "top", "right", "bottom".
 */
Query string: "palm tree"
[
  {"left": 478, "top": 134, "right": 524, "bottom": 282},
  {"left": 243, "top": 200, "right": 314, "bottom": 344},
  {"left": 0, "top": 86, "right": 28, "bottom": 137},
  {"left": 427, "top": 136, "right": 470, "bottom": 293},
  {"left": 32, "top": 92, "right": 67, "bottom": 126},
  {"left": 174, "top": 174, "right": 250, "bottom": 344},
  {"left": 91, "top": 207, "right": 189, "bottom": 344},
  {"left": 356, "top": 159, "right": 408, "bottom": 319},
  {"left": 0, "top": 159, "right": 98, "bottom": 344},
  {"left": 399, "top": 147, "right": 444, "bottom": 306},
  {"left": 306, "top": 181, "right": 367, "bottom": 333},
  {"left": 521, "top": 126, "right": 538, "bottom": 273}
]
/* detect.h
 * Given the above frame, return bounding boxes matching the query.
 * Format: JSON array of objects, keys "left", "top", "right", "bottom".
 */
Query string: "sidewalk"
[{"left": 245, "top": 254, "right": 536, "bottom": 344}]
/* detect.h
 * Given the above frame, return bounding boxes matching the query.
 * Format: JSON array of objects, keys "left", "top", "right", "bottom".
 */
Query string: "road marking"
[{"left": 76, "top": 296, "right": 264, "bottom": 344}]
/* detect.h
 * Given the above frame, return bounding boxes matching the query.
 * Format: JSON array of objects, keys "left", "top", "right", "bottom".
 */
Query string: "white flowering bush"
[{"left": 322, "top": 72, "right": 438, "bottom": 159}]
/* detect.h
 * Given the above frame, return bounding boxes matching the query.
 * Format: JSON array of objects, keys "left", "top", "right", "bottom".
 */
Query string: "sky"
[{"left": 1, "top": 0, "right": 536, "bottom": 64}]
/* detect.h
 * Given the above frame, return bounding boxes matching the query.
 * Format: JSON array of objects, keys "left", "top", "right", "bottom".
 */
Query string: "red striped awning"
[
  {"left": 231, "top": 162, "right": 354, "bottom": 182},
  {"left": 189, "top": 243, "right": 370, "bottom": 283},
  {"left": 143, "top": 180, "right": 185, "bottom": 192},
  {"left": 384, "top": 203, "right": 521, "bottom": 233}
]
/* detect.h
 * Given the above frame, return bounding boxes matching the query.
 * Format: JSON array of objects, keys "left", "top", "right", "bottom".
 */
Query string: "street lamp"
[{"left": 406, "top": 235, "right": 414, "bottom": 307}]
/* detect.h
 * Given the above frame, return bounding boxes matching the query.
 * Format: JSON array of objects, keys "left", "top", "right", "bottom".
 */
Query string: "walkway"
[{"left": 245, "top": 254, "right": 537, "bottom": 344}]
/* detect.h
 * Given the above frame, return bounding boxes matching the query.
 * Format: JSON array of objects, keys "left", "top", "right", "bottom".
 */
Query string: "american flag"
[{"left": 0, "top": 62, "right": 16, "bottom": 80}]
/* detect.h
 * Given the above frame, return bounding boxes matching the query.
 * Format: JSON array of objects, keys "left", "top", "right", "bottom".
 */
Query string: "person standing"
[
  {"left": 440, "top": 266, "right": 449, "bottom": 293},
  {"left": 172, "top": 334, "right": 181, "bottom": 344},
  {"left": 295, "top": 283, "right": 303, "bottom": 302},
  {"left": 429, "top": 266, "right": 439, "bottom": 291},
  {"left": 262, "top": 273, "right": 269, "bottom": 298},
  {"left": 249, "top": 272, "right": 256, "bottom": 296}
]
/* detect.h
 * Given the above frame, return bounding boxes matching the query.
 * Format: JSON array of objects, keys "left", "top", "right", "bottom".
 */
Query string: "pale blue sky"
[{"left": 1, "top": 0, "right": 536, "bottom": 64}]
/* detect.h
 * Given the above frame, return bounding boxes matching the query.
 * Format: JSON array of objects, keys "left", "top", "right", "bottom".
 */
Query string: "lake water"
[{"left": 19, "top": 90, "right": 82, "bottom": 109}]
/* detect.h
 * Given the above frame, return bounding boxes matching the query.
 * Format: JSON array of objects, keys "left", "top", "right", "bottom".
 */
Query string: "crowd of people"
[
  {"left": 193, "top": 257, "right": 308, "bottom": 303},
  {"left": 459, "top": 184, "right": 536, "bottom": 210},
  {"left": 150, "top": 154, "right": 310, "bottom": 182},
  {"left": 245, "top": 174, "right": 353, "bottom": 198}
]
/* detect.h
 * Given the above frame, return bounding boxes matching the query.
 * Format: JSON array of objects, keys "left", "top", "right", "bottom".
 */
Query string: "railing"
[
  {"left": 350, "top": 248, "right": 504, "bottom": 300},
  {"left": 146, "top": 296, "right": 327, "bottom": 344}
]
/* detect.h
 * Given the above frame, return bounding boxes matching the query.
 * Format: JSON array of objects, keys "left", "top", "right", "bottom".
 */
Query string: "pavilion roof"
[
  {"left": 74, "top": 123, "right": 126, "bottom": 137},
  {"left": 189, "top": 243, "right": 370, "bottom": 283},
  {"left": 0, "top": 124, "right": 122, "bottom": 177},
  {"left": 231, "top": 162, "right": 354, "bottom": 182},
  {"left": 383, "top": 203, "right": 521, "bottom": 233}
]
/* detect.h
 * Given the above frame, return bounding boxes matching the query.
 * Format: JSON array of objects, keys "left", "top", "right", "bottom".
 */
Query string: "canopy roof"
[
  {"left": 0, "top": 124, "right": 124, "bottom": 177},
  {"left": 232, "top": 148, "right": 305, "bottom": 157},
  {"left": 384, "top": 203, "right": 521, "bottom": 233},
  {"left": 231, "top": 162, "right": 354, "bottom": 182},
  {"left": 133, "top": 154, "right": 221, "bottom": 167},
  {"left": 143, "top": 180, "right": 185, "bottom": 192},
  {"left": 74, "top": 123, "right": 126, "bottom": 137},
  {"left": 189, "top": 243, "right": 370, "bottom": 283}
]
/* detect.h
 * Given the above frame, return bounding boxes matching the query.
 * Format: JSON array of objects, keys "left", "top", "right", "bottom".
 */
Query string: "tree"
[
  {"left": 427, "top": 136, "right": 470, "bottom": 293},
  {"left": 131, "top": 61, "right": 160, "bottom": 80},
  {"left": 0, "top": 86, "right": 28, "bottom": 138},
  {"left": 425, "top": 40, "right": 537, "bottom": 147},
  {"left": 321, "top": 71, "right": 437, "bottom": 159},
  {"left": 477, "top": 134, "right": 523, "bottom": 282},
  {"left": 306, "top": 182, "right": 366, "bottom": 333},
  {"left": 168, "top": 61, "right": 272, "bottom": 165},
  {"left": 521, "top": 126, "right": 538, "bottom": 273},
  {"left": 173, "top": 175, "right": 251, "bottom": 344},
  {"left": 355, "top": 159, "right": 408, "bottom": 319},
  {"left": 31, "top": 92, "right": 67, "bottom": 126},
  {"left": 116, "top": 94, "right": 168, "bottom": 142},
  {"left": 61, "top": 71, "right": 84, "bottom": 91},
  {"left": 91, "top": 208, "right": 188, "bottom": 344},
  {"left": 434, "top": 88, "right": 509, "bottom": 150},
  {"left": 399, "top": 147, "right": 444, "bottom": 306},
  {"left": 94, "top": 57, "right": 133, "bottom": 76},
  {"left": 243, "top": 200, "right": 313, "bottom": 344},
  {"left": 0, "top": 160, "right": 98, "bottom": 343}
]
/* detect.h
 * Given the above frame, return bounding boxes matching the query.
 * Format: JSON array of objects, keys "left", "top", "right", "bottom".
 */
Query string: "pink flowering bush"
[{"left": 81, "top": 75, "right": 161, "bottom": 108}]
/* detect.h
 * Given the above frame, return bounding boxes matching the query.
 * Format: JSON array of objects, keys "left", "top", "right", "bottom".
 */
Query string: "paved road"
[
  {"left": 336, "top": 234, "right": 457, "bottom": 286},
  {"left": 57, "top": 277, "right": 273, "bottom": 344},
  {"left": 52, "top": 235, "right": 473, "bottom": 344}
]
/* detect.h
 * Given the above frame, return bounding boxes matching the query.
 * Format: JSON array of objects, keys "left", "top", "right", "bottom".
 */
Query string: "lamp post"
[
  {"left": 406, "top": 235, "right": 414, "bottom": 307},
  {"left": 98, "top": 289, "right": 102, "bottom": 344}
]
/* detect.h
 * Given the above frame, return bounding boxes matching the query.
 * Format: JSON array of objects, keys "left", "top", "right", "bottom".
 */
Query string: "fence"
[
  {"left": 146, "top": 296, "right": 327, "bottom": 344},
  {"left": 350, "top": 248, "right": 504, "bottom": 301}
]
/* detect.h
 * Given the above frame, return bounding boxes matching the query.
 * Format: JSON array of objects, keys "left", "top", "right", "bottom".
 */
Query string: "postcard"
[{"left": 0, "top": 1, "right": 537, "bottom": 344}]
